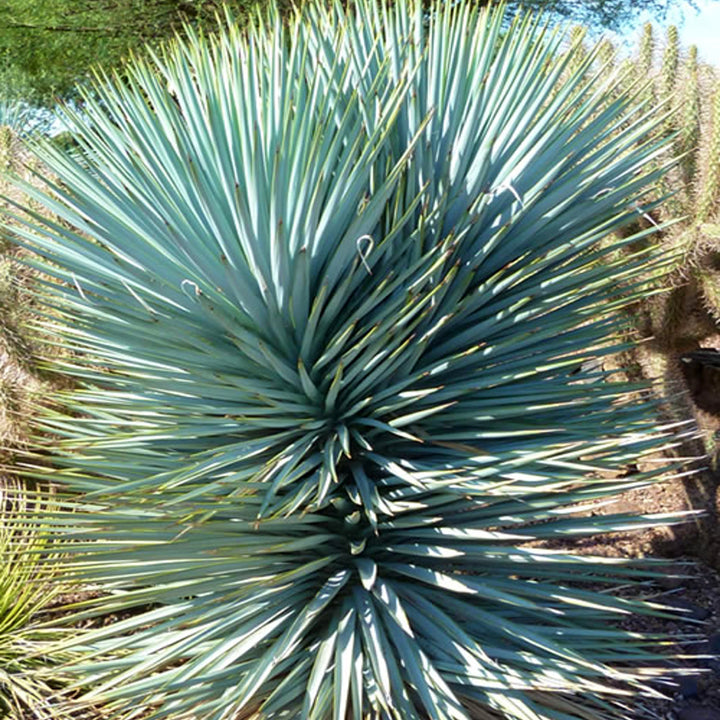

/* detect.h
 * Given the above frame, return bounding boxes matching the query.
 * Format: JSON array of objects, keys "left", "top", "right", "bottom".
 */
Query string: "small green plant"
[
  {"left": 0, "top": 484, "right": 77, "bottom": 719},
  {"left": 13, "top": 2, "right": 696, "bottom": 719}
]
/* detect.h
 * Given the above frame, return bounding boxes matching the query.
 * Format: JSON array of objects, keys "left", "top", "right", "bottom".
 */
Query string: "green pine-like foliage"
[{"left": 9, "top": 2, "right": 696, "bottom": 719}]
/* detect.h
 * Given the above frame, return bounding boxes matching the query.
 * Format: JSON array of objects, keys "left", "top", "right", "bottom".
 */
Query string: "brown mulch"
[{"left": 566, "top": 473, "right": 720, "bottom": 720}]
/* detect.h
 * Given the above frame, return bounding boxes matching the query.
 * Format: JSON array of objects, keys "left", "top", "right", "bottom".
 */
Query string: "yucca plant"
[{"left": 8, "top": 1, "right": 698, "bottom": 719}]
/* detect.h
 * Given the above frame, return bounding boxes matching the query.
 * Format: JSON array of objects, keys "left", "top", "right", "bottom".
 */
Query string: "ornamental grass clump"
[
  {"left": 10, "top": 1, "right": 697, "bottom": 718},
  {"left": 0, "top": 484, "right": 77, "bottom": 720}
]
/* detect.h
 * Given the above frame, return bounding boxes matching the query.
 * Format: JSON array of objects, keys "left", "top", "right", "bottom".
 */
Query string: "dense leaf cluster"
[{"left": 10, "top": 1, "right": 695, "bottom": 718}]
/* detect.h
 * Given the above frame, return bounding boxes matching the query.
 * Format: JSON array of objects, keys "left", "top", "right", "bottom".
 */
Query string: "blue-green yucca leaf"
[
  {"left": 31, "top": 489, "right": 693, "bottom": 720},
  {"left": 9, "top": 0, "right": 699, "bottom": 718}
]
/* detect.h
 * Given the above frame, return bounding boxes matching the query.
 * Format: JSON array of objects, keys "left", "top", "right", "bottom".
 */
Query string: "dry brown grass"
[{"left": 0, "top": 127, "right": 66, "bottom": 485}]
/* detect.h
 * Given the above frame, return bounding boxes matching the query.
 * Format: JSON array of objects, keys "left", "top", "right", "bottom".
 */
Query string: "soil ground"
[{"left": 568, "top": 348, "right": 720, "bottom": 719}]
